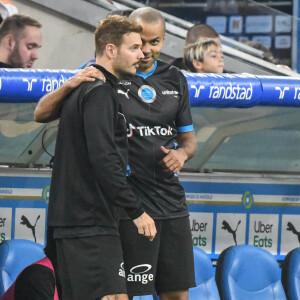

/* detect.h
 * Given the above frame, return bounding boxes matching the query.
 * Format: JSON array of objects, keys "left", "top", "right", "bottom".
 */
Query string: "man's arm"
[
  {"left": 161, "top": 131, "right": 196, "bottom": 174},
  {"left": 34, "top": 66, "right": 105, "bottom": 123},
  {"left": 133, "top": 212, "right": 156, "bottom": 241}
]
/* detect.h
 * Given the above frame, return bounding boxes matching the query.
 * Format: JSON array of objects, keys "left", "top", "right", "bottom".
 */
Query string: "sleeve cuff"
[{"left": 125, "top": 206, "right": 144, "bottom": 220}]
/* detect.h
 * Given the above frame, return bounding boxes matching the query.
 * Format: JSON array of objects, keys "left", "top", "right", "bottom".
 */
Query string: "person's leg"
[
  {"left": 101, "top": 294, "right": 129, "bottom": 300},
  {"left": 56, "top": 235, "right": 128, "bottom": 300},
  {"left": 119, "top": 219, "right": 161, "bottom": 299},
  {"left": 159, "top": 290, "right": 189, "bottom": 300},
  {"left": 155, "top": 217, "right": 195, "bottom": 300}
]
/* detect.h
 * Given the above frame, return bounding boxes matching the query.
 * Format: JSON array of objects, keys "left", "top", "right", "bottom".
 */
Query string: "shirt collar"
[{"left": 136, "top": 61, "right": 157, "bottom": 79}]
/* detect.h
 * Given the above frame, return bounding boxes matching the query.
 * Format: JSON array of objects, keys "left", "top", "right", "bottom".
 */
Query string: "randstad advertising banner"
[
  {"left": 1, "top": 69, "right": 300, "bottom": 107},
  {"left": 180, "top": 173, "right": 300, "bottom": 261},
  {"left": 185, "top": 72, "right": 300, "bottom": 107}
]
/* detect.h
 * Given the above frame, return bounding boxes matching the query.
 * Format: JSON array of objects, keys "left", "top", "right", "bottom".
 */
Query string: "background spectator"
[
  {"left": 184, "top": 39, "right": 224, "bottom": 73},
  {"left": 0, "top": 14, "right": 42, "bottom": 68},
  {"left": 172, "top": 23, "right": 221, "bottom": 69}
]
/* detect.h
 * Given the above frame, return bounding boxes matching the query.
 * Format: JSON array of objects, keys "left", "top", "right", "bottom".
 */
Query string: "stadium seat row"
[{"left": 0, "top": 240, "right": 299, "bottom": 300}]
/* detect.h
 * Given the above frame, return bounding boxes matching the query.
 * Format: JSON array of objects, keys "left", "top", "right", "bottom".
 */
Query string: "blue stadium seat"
[
  {"left": 0, "top": 239, "right": 45, "bottom": 297},
  {"left": 216, "top": 245, "right": 286, "bottom": 300},
  {"left": 282, "top": 247, "right": 300, "bottom": 300},
  {"left": 190, "top": 246, "right": 220, "bottom": 299}
]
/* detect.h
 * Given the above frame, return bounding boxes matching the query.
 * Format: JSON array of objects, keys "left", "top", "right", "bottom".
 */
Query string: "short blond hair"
[
  {"left": 184, "top": 39, "right": 220, "bottom": 72},
  {"left": 95, "top": 15, "right": 142, "bottom": 56}
]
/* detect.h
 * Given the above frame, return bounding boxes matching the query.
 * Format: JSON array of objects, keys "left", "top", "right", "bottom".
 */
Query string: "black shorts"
[
  {"left": 119, "top": 216, "right": 196, "bottom": 297},
  {"left": 55, "top": 235, "right": 127, "bottom": 300}
]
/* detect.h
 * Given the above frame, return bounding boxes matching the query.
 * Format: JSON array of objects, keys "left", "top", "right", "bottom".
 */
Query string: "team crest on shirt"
[{"left": 138, "top": 85, "right": 157, "bottom": 103}]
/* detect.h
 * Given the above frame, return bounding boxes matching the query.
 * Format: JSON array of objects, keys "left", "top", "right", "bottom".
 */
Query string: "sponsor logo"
[
  {"left": 127, "top": 264, "right": 154, "bottom": 285},
  {"left": 138, "top": 85, "right": 156, "bottom": 103},
  {"left": 43, "top": 186, "right": 50, "bottom": 204},
  {"left": 190, "top": 219, "right": 208, "bottom": 247},
  {"left": 117, "top": 89, "right": 130, "bottom": 99},
  {"left": 242, "top": 191, "right": 253, "bottom": 209},
  {"left": 190, "top": 81, "right": 253, "bottom": 100},
  {"left": 127, "top": 123, "right": 173, "bottom": 137},
  {"left": 0, "top": 217, "right": 6, "bottom": 228},
  {"left": 0, "top": 208, "right": 12, "bottom": 242},
  {"left": 41, "top": 75, "right": 67, "bottom": 93},
  {"left": 23, "top": 78, "right": 37, "bottom": 91},
  {"left": 119, "top": 262, "right": 126, "bottom": 277},
  {"left": 222, "top": 220, "right": 241, "bottom": 245},
  {"left": 20, "top": 215, "right": 40, "bottom": 242},
  {"left": 162, "top": 90, "right": 178, "bottom": 96},
  {"left": 287, "top": 222, "right": 300, "bottom": 243},
  {"left": 0, "top": 189, "right": 12, "bottom": 195},
  {"left": 275, "top": 86, "right": 289, "bottom": 99},
  {"left": 119, "top": 80, "right": 131, "bottom": 86},
  {"left": 127, "top": 123, "right": 136, "bottom": 138},
  {"left": 253, "top": 220, "right": 273, "bottom": 248},
  {"left": 209, "top": 82, "right": 253, "bottom": 100},
  {"left": 191, "top": 85, "right": 205, "bottom": 98}
]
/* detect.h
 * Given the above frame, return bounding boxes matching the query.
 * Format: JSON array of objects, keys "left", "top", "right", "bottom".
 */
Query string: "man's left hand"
[{"left": 160, "top": 146, "right": 188, "bottom": 174}]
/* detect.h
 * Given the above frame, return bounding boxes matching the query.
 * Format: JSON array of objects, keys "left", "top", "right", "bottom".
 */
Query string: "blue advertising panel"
[
  {"left": 1, "top": 69, "right": 300, "bottom": 108},
  {"left": 0, "top": 170, "right": 51, "bottom": 246},
  {"left": 1, "top": 170, "right": 300, "bottom": 265},
  {"left": 181, "top": 173, "right": 300, "bottom": 263}
]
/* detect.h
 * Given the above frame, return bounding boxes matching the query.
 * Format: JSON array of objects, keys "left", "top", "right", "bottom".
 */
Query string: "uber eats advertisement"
[
  {"left": 182, "top": 174, "right": 300, "bottom": 261},
  {"left": 1, "top": 171, "right": 300, "bottom": 262}
]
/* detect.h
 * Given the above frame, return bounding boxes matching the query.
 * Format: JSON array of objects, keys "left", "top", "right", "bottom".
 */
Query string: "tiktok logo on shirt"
[{"left": 127, "top": 123, "right": 173, "bottom": 137}]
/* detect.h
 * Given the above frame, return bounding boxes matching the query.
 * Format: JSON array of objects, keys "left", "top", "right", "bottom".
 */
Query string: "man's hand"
[
  {"left": 133, "top": 212, "right": 157, "bottom": 241},
  {"left": 160, "top": 146, "right": 188, "bottom": 174},
  {"left": 66, "top": 66, "right": 106, "bottom": 89}
]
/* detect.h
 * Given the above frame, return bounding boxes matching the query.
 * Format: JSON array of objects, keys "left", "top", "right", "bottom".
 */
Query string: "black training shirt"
[
  {"left": 118, "top": 60, "right": 194, "bottom": 219},
  {"left": 48, "top": 65, "right": 143, "bottom": 236}
]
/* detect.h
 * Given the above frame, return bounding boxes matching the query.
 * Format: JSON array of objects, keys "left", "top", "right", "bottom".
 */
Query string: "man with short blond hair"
[{"left": 47, "top": 15, "right": 156, "bottom": 300}]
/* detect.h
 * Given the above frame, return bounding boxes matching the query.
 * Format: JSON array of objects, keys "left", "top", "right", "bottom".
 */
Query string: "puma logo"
[
  {"left": 222, "top": 220, "right": 241, "bottom": 245},
  {"left": 20, "top": 215, "right": 40, "bottom": 242},
  {"left": 287, "top": 222, "right": 300, "bottom": 243},
  {"left": 117, "top": 89, "right": 130, "bottom": 99}
]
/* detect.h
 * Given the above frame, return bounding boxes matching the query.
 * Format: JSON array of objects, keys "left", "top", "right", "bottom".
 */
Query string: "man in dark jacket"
[{"left": 47, "top": 15, "right": 156, "bottom": 300}]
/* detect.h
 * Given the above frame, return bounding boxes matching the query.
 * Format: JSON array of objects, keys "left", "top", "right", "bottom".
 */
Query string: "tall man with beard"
[
  {"left": 47, "top": 15, "right": 156, "bottom": 300},
  {"left": 35, "top": 7, "right": 197, "bottom": 300}
]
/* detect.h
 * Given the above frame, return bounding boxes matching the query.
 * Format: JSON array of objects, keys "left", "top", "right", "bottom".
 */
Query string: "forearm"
[
  {"left": 34, "top": 83, "right": 72, "bottom": 123},
  {"left": 34, "top": 66, "right": 105, "bottom": 123},
  {"left": 176, "top": 131, "right": 197, "bottom": 162}
]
